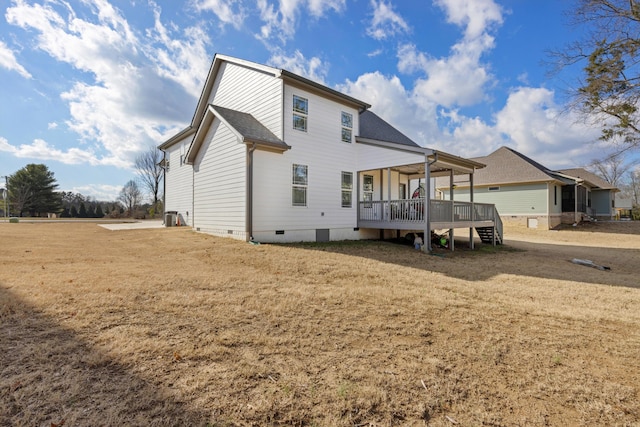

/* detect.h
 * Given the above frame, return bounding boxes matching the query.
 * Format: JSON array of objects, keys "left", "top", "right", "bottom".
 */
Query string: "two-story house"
[{"left": 159, "top": 54, "right": 501, "bottom": 248}]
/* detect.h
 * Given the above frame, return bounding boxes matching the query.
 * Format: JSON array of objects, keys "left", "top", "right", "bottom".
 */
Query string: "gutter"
[{"left": 247, "top": 142, "right": 257, "bottom": 241}]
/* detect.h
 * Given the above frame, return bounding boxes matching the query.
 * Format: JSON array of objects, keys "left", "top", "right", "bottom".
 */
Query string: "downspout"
[
  {"left": 247, "top": 142, "right": 257, "bottom": 241},
  {"left": 162, "top": 151, "right": 167, "bottom": 224},
  {"left": 424, "top": 151, "right": 438, "bottom": 252}
]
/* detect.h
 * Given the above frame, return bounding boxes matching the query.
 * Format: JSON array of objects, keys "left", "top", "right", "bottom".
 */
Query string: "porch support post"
[
  {"left": 574, "top": 182, "right": 579, "bottom": 223},
  {"left": 387, "top": 167, "right": 392, "bottom": 220},
  {"left": 449, "top": 169, "right": 454, "bottom": 251},
  {"left": 469, "top": 171, "right": 475, "bottom": 250},
  {"left": 424, "top": 159, "right": 432, "bottom": 252},
  {"left": 379, "top": 169, "right": 384, "bottom": 239}
]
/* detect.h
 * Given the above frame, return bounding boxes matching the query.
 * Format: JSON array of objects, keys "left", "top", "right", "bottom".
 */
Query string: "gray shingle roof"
[
  {"left": 463, "top": 146, "right": 567, "bottom": 186},
  {"left": 358, "top": 110, "right": 420, "bottom": 148},
  {"left": 557, "top": 168, "right": 617, "bottom": 190},
  {"left": 212, "top": 105, "right": 288, "bottom": 149}
]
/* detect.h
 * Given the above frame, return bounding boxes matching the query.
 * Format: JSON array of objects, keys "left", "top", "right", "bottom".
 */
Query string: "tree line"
[{"left": 1, "top": 146, "right": 164, "bottom": 218}]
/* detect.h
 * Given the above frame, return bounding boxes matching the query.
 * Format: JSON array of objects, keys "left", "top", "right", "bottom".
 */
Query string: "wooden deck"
[{"left": 358, "top": 198, "right": 503, "bottom": 238}]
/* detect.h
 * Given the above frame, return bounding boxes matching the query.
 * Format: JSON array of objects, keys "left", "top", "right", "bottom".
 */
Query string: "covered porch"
[{"left": 356, "top": 150, "right": 503, "bottom": 251}]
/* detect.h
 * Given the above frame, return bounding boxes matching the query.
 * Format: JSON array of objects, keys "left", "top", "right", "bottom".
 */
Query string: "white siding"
[
  {"left": 251, "top": 85, "right": 363, "bottom": 241},
  {"left": 164, "top": 135, "right": 194, "bottom": 226},
  {"left": 357, "top": 143, "right": 425, "bottom": 172},
  {"left": 193, "top": 119, "right": 247, "bottom": 239},
  {"left": 208, "top": 62, "right": 283, "bottom": 138}
]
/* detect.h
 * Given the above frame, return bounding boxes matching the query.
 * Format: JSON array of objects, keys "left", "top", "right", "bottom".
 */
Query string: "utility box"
[{"left": 165, "top": 211, "right": 177, "bottom": 227}]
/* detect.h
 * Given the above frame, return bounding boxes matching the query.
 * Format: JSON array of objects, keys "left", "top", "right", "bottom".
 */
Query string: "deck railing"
[{"left": 358, "top": 198, "right": 498, "bottom": 225}]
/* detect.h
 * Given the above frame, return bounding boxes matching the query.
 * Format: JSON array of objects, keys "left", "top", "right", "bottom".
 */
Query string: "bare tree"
[
  {"left": 135, "top": 145, "right": 164, "bottom": 213},
  {"left": 588, "top": 152, "right": 637, "bottom": 185},
  {"left": 117, "top": 180, "right": 142, "bottom": 216}
]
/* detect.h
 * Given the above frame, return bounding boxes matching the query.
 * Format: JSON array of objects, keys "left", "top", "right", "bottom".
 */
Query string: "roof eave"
[
  {"left": 281, "top": 70, "right": 371, "bottom": 111},
  {"left": 158, "top": 126, "right": 196, "bottom": 150}
]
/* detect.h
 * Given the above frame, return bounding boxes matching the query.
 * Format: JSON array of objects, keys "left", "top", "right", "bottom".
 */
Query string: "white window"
[
  {"left": 363, "top": 175, "right": 373, "bottom": 208},
  {"left": 341, "top": 172, "right": 353, "bottom": 208},
  {"left": 292, "top": 164, "right": 308, "bottom": 206},
  {"left": 341, "top": 112, "right": 353, "bottom": 143},
  {"left": 293, "top": 95, "right": 308, "bottom": 132}
]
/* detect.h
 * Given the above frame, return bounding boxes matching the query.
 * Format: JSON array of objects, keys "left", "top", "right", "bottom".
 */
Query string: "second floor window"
[
  {"left": 293, "top": 95, "right": 308, "bottom": 132},
  {"left": 341, "top": 112, "right": 353, "bottom": 143}
]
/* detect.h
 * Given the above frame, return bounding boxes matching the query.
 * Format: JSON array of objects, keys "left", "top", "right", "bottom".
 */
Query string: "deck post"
[
  {"left": 424, "top": 159, "right": 432, "bottom": 252},
  {"left": 449, "top": 169, "right": 454, "bottom": 251},
  {"left": 387, "top": 167, "right": 392, "bottom": 221},
  {"left": 469, "top": 172, "right": 474, "bottom": 249}
]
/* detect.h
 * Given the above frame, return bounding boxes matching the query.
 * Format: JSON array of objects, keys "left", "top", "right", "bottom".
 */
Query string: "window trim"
[
  {"left": 341, "top": 171, "right": 353, "bottom": 208},
  {"left": 293, "top": 95, "right": 308, "bottom": 132},
  {"left": 292, "top": 164, "right": 308, "bottom": 207},
  {"left": 341, "top": 111, "right": 353, "bottom": 143}
]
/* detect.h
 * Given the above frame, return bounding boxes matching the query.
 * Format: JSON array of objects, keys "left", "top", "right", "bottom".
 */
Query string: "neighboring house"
[
  {"left": 159, "top": 54, "right": 500, "bottom": 248},
  {"left": 614, "top": 194, "right": 634, "bottom": 219},
  {"left": 556, "top": 168, "right": 618, "bottom": 221},
  {"left": 436, "top": 146, "right": 619, "bottom": 229}
]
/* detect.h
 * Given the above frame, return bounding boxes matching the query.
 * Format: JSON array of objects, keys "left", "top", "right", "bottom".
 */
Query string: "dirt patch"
[{"left": 1, "top": 221, "right": 639, "bottom": 426}]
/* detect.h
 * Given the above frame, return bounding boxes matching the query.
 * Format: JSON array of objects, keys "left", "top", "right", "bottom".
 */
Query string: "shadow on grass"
[
  {"left": 0, "top": 285, "right": 210, "bottom": 426},
  {"left": 281, "top": 236, "right": 639, "bottom": 289}
]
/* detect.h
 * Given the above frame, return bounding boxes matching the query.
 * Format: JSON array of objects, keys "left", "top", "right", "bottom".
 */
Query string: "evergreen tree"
[
  {"left": 8, "top": 164, "right": 62, "bottom": 216},
  {"left": 70, "top": 205, "right": 78, "bottom": 218},
  {"left": 95, "top": 204, "right": 104, "bottom": 218}
]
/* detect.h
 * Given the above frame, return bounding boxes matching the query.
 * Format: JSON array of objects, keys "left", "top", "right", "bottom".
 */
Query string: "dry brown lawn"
[{"left": 1, "top": 220, "right": 639, "bottom": 426}]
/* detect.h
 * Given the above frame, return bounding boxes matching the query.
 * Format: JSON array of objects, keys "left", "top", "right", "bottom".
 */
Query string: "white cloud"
[
  {"left": 69, "top": 183, "right": 123, "bottom": 201},
  {"left": 405, "top": 41, "right": 495, "bottom": 108},
  {"left": 0, "top": 137, "right": 101, "bottom": 165},
  {"left": 0, "top": 39, "right": 32, "bottom": 78},
  {"left": 433, "top": 0, "right": 503, "bottom": 40},
  {"left": 494, "top": 87, "right": 602, "bottom": 168},
  {"left": 47, "top": 122, "right": 58, "bottom": 130},
  {"left": 193, "top": 0, "right": 245, "bottom": 29},
  {"left": 257, "top": 0, "right": 345, "bottom": 42},
  {"left": 367, "top": 0, "right": 410, "bottom": 40},
  {"left": 5, "top": 0, "right": 208, "bottom": 169},
  {"left": 268, "top": 49, "right": 328, "bottom": 84}
]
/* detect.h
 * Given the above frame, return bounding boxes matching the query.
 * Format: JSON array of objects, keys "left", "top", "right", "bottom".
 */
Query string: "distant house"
[
  {"left": 435, "top": 146, "right": 619, "bottom": 229},
  {"left": 159, "top": 54, "right": 501, "bottom": 248},
  {"left": 614, "top": 194, "right": 634, "bottom": 219}
]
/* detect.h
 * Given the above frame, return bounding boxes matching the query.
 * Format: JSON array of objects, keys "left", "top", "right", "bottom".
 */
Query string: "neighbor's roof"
[
  {"left": 444, "top": 146, "right": 572, "bottom": 187},
  {"left": 357, "top": 110, "right": 420, "bottom": 148},
  {"left": 557, "top": 168, "right": 618, "bottom": 190}
]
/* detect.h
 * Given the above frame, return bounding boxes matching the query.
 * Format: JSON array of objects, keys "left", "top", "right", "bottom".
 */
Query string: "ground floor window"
[
  {"left": 341, "top": 171, "right": 352, "bottom": 207},
  {"left": 292, "top": 164, "right": 308, "bottom": 206}
]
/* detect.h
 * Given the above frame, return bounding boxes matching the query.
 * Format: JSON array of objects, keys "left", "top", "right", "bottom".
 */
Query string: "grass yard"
[{"left": 1, "top": 221, "right": 639, "bottom": 426}]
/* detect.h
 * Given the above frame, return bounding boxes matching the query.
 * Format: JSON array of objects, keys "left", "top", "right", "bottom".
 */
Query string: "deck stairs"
[{"left": 475, "top": 226, "right": 503, "bottom": 244}]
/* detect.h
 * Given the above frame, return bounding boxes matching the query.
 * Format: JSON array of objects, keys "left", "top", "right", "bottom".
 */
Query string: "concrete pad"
[{"left": 98, "top": 220, "right": 165, "bottom": 231}]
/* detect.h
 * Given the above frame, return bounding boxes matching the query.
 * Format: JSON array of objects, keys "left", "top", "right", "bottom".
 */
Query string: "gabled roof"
[
  {"left": 557, "top": 168, "right": 618, "bottom": 191},
  {"left": 357, "top": 110, "right": 419, "bottom": 148},
  {"left": 462, "top": 146, "right": 570, "bottom": 187},
  {"left": 162, "top": 53, "right": 372, "bottom": 150},
  {"left": 186, "top": 105, "right": 289, "bottom": 163}
]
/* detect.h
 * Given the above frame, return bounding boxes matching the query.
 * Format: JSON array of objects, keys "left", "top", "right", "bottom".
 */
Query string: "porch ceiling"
[{"left": 386, "top": 161, "right": 475, "bottom": 178}]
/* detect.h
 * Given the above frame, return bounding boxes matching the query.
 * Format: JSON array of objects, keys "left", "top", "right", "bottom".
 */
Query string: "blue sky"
[{"left": 0, "top": 0, "right": 619, "bottom": 201}]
